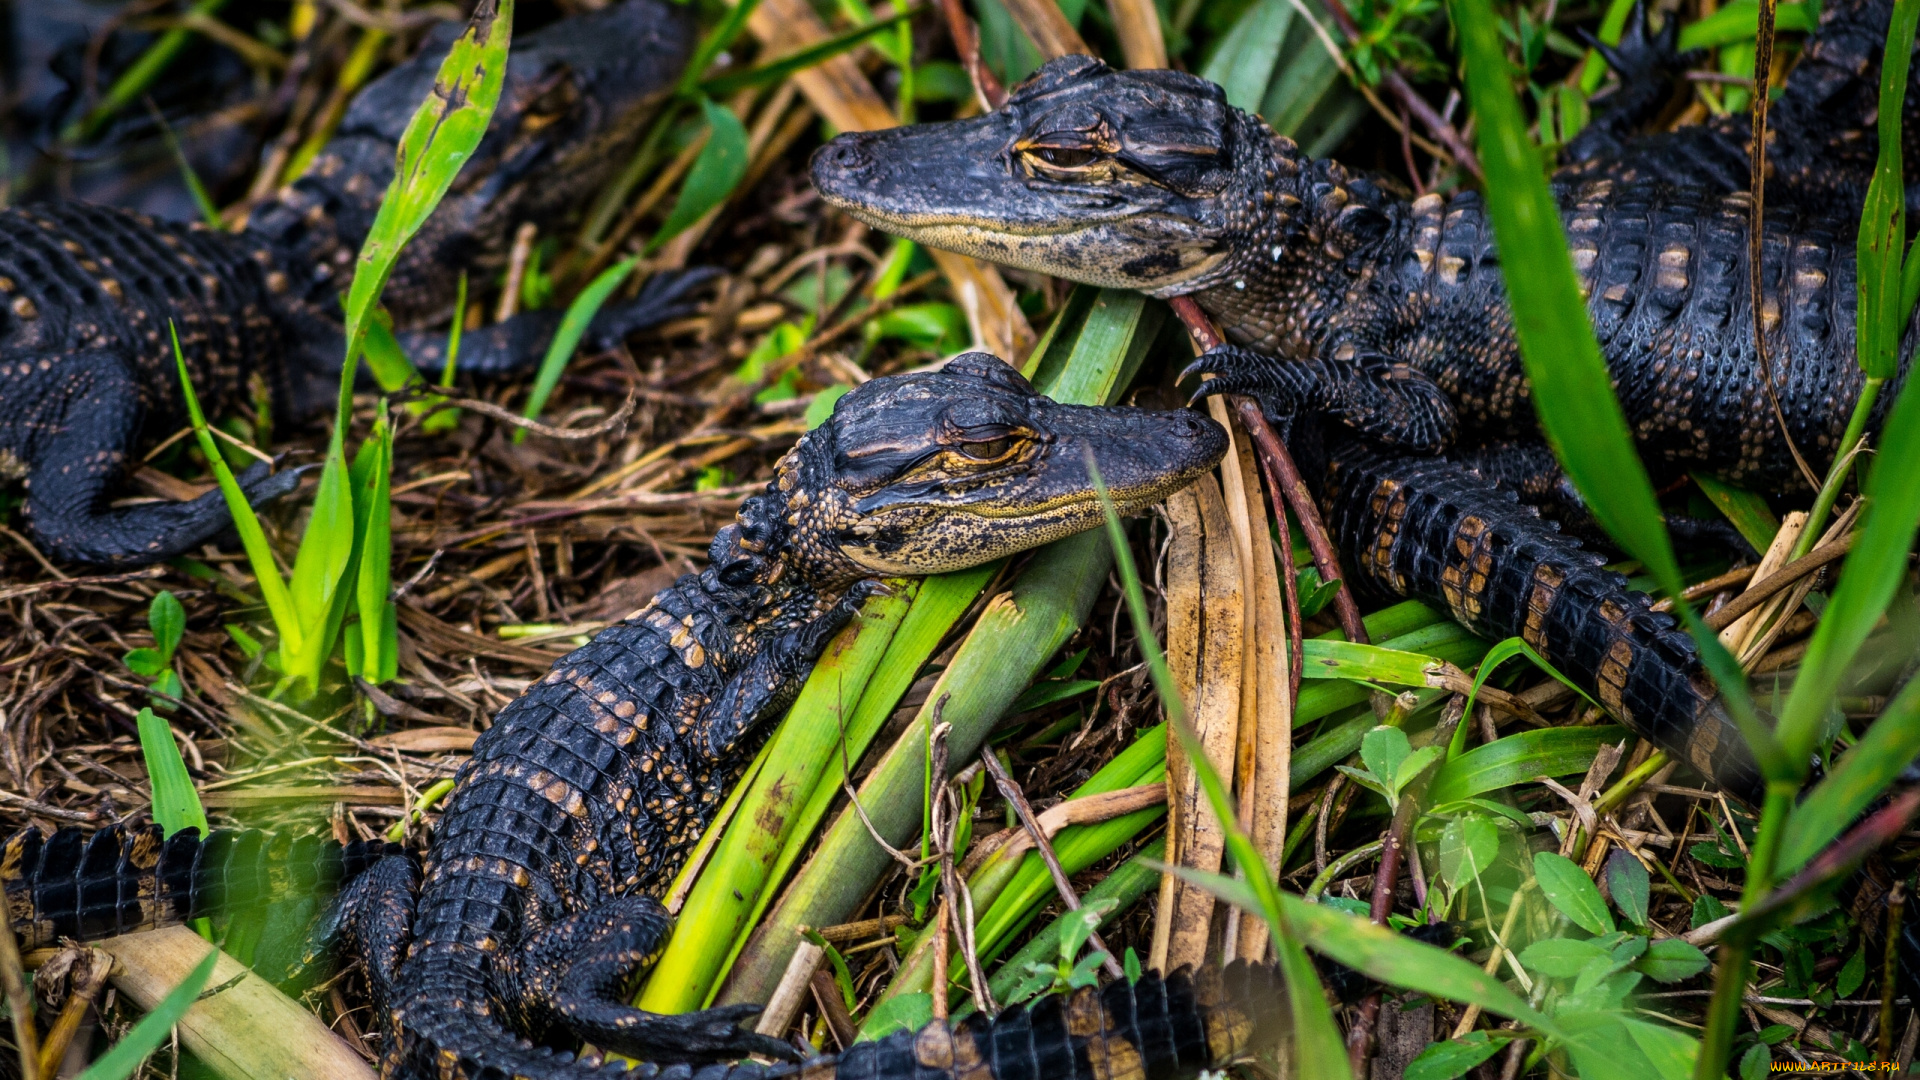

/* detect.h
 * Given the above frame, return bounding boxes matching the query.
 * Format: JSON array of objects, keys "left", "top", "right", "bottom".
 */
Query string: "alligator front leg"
[
  {"left": 509, "top": 896, "right": 798, "bottom": 1063},
  {"left": 19, "top": 350, "right": 301, "bottom": 566},
  {"left": 1184, "top": 346, "right": 1458, "bottom": 453}
]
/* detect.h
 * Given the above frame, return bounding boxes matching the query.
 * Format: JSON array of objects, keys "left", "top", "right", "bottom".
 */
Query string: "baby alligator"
[
  {"left": 7, "top": 353, "right": 1234, "bottom": 1079},
  {"left": 0, "top": 0, "right": 707, "bottom": 567},
  {"left": 810, "top": 55, "right": 1912, "bottom": 502}
]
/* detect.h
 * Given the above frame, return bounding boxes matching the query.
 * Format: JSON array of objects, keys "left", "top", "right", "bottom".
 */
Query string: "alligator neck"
[{"left": 1172, "top": 134, "right": 1410, "bottom": 357}]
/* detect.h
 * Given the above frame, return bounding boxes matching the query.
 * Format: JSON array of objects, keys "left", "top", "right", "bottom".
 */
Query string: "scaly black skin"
[
  {"left": 0, "top": 0, "right": 707, "bottom": 568},
  {"left": 810, "top": 56, "right": 1912, "bottom": 502},
  {"left": 1563, "top": 0, "right": 1920, "bottom": 210},
  {"left": 4, "top": 354, "right": 1230, "bottom": 1080},
  {"left": 1317, "top": 434, "right": 1763, "bottom": 804}
]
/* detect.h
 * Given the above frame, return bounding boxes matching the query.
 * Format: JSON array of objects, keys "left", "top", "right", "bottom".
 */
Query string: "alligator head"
[
  {"left": 249, "top": 0, "right": 691, "bottom": 322},
  {"left": 811, "top": 56, "right": 1398, "bottom": 314},
  {"left": 715, "top": 352, "right": 1226, "bottom": 587}
]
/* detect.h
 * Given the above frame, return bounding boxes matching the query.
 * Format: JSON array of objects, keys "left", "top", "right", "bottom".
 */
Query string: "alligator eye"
[
  {"left": 1032, "top": 146, "right": 1097, "bottom": 168},
  {"left": 960, "top": 437, "right": 1014, "bottom": 461}
]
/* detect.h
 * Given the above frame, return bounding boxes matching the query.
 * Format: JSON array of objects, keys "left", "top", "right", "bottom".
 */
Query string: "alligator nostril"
[{"left": 818, "top": 137, "right": 874, "bottom": 176}]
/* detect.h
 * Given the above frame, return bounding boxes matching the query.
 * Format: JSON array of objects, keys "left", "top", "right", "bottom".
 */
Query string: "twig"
[
  {"left": 36, "top": 949, "right": 110, "bottom": 1079},
  {"left": 0, "top": 871, "right": 42, "bottom": 1080},
  {"left": 938, "top": 0, "right": 1006, "bottom": 110},
  {"left": 979, "top": 750, "right": 1125, "bottom": 978},
  {"left": 400, "top": 387, "right": 638, "bottom": 440},
  {"left": 1703, "top": 534, "right": 1855, "bottom": 632},
  {"left": 1883, "top": 882, "right": 1906, "bottom": 1063},
  {"left": 1746, "top": 0, "right": 1821, "bottom": 492}
]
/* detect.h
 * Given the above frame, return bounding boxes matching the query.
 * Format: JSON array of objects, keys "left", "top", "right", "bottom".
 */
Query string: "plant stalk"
[
  {"left": 1694, "top": 779, "right": 1797, "bottom": 1078},
  {"left": 1791, "top": 376, "right": 1884, "bottom": 560}
]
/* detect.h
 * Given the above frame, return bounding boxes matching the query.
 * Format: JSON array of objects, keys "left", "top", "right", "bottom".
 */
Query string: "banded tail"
[
  {"left": 2, "top": 824, "right": 400, "bottom": 951},
  {"left": 410, "top": 962, "right": 1285, "bottom": 1080},
  {"left": 1320, "top": 441, "right": 1764, "bottom": 804}
]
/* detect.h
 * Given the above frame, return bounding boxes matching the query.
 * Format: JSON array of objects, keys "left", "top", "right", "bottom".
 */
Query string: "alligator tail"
[
  {"left": 2, "top": 825, "right": 399, "bottom": 951},
  {"left": 779, "top": 962, "right": 1284, "bottom": 1080},
  {"left": 384, "top": 961, "right": 1283, "bottom": 1080},
  {"left": 1320, "top": 441, "right": 1765, "bottom": 804}
]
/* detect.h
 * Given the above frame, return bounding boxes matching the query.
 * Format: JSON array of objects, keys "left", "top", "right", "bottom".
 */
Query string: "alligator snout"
[{"left": 811, "top": 135, "right": 875, "bottom": 181}]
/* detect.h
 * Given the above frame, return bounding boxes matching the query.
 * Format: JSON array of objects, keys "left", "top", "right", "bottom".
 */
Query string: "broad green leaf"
[
  {"left": 1739, "top": 1043, "right": 1772, "bottom": 1080},
  {"left": 359, "top": 307, "right": 418, "bottom": 392},
  {"left": 149, "top": 591, "right": 185, "bottom": 658},
  {"left": 1778, "top": 672, "right": 1920, "bottom": 873},
  {"left": 1439, "top": 813, "right": 1499, "bottom": 889},
  {"left": 1280, "top": 893, "right": 1558, "bottom": 1035},
  {"left": 805, "top": 385, "right": 851, "bottom": 430},
  {"left": 651, "top": 97, "right": 748, "bottom": 251},
  {"left": 1637, "top": 938, "right": 1711, "bottom": 983},
  {"left": 1362, "top": 726, "right": 1413, "bottom": 790},
  {"left": 1405, "top": 1032, "right": 1506, "bottom": 1080},
  {"left": 1692, "top": 894, "right": 1730, "bottom": 929},
  {"left": 1533, "top": 851, "right": 1613, "bottom": 934},
  {"left": 1837, "top": 948, "right": 1867, "bottom": 997},
  {"left": 858, "top": 992, "right": 932, "bottom": 1041},
  {"left": 1397, "top": 746, "right": 1444, "bottom": 793},
  {"left": 1303, "top": 639, "right": 1442, "bottom": 685},
  {"left": 74, "top": 950, "right": 219, "bottom": 1080},
  {"left": 1201, "top": 0, "right": 1294, "bottom": 112},
  {"left": 516, "top": 255, "right": 638, "bottom": 441},
  {"left": 123, "top": 647, "right": 167, "bottom": 678},
  {"left": 1621, "top": 1016, "right": 1701, "bottom": 1079},
  {"left": 1518, "top": 936, "right": 1609, "bottom": 978},
  {"left": 1427, "top": 726, "right": 1626, "bottom": 804},
  {"left": 1449, "top": 0, "right": 1777, "bottom": 779},
  {"left": 1606, "top": 849, "right": 1650, "bottom": 926},
  {"left": 136, "top": 707, "right": 208, "bottom": 839}
]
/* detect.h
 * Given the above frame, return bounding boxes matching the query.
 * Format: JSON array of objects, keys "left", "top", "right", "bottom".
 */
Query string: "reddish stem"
[
  {"left": 938, "top": 0, "right": 1006, "bottom": 109},
  {"left": 1167, "top": 297, "right": 1369, "bottom": 645}
]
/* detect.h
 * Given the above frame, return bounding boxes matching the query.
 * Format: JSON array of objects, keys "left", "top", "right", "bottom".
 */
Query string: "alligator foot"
[
  {"left": 308, "top": 853, "right": 420, "bottom": 1004},
  {"left": 584, "top": 265, "right": 725, "bottom": 351},
  {"left": 514, "top": 896, "right": 802, "bottom": 1064},
  {"left": 1182, "top": 345, "right": 1457, "bottom": 454}
]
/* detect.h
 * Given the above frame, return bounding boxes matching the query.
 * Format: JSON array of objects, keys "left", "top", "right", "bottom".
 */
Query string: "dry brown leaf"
[{"left": 1152, "top": 472, "right": 1242, "bottom": 974}]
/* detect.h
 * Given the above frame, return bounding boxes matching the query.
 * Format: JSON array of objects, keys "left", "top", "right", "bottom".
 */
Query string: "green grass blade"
[
  {"left": 1300, "top": 639, "right": 1442, "bottom": 685},
  {"left": 1427, "top": 726, "right": 1628, "bottom": 804},
  {"left": 338, "top": 0, "right": 513, "bottom": 420},
  {"left": 1676, "top": 0, "right": 1816, "bottom": 50},
  {"left": 1691, "top": 474, "right": 1780, "bottom": 553},
  {"left": 700, "top": 12, "right": 914, "bottom": 97},
  {"left": 1777, "top": 674, "right": 1920, "bottom": 875},
  {"left": 136, "top": 707, "right": 208, "bottom": 838},
  {"left": 1200, "top": 0, "right": 1294, "bottom": 112},
  {"left": 1856, "top": 0, "right": 1919, "bottom": 381},
  {"left": 678, "top": 0, "right": 767, "bottom": 96},
  {"left": 982, "top": 840, "right": 1164, "bottom": 1004},
  {"left": 171, "top": 324, "right": 301, "bottom": 651},
  {"left": 73, "top": 951, "right": 219, "bottom": 1080},
  {"left": 1450, "top": 0, "right": 1781, "bottom": 778},
  {"left": 1281, "top": 892, "right": 1558, "bottom": 1035},
  {"left": 648, "top": 97, "right": 749, "bottom": 253},
  {"left": 1776, "top": 377, "right": 1920, "bottom": 760},
  {"left": 147, "top": 103, "right": 220, "bottom": 228},
  {"left": 515, "top": 257, "right": 639, "bottom": 443},
  {"left": 352, "top": 413, "right": 396, "bottom": 683}
]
